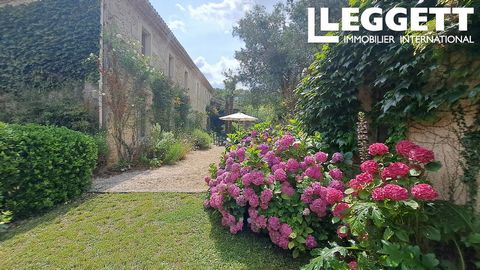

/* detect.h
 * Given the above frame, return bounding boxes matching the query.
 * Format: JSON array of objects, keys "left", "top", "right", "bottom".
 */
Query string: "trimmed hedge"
[{"left": 0, "top": 123, "right": 97, "bottom": 219}]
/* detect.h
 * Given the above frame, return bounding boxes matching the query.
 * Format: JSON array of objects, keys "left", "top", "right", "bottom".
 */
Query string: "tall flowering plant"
[
  {"left": 304, "top": 141, "right": 480, "bottom": 270},
  {"left": 205, "top": 126, "right": 352, "bottom": 257}
]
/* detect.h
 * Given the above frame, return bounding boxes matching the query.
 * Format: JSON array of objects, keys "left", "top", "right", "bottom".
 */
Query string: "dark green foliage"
[
  {"left": 0, "top": 123, "right": 98, "bottom": 219},
  {"left": 0, "top": 0, "right": 100, "bottom": 93}
]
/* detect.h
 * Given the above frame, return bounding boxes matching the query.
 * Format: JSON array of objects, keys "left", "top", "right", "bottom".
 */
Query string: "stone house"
[{"left": 0, "top": 0, "right": 214, "bottom": 164}]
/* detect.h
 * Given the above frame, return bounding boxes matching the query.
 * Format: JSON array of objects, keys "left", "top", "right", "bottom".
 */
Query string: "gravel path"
[{"left": 91, "top": 146, "right": 224, "bottom": 193}]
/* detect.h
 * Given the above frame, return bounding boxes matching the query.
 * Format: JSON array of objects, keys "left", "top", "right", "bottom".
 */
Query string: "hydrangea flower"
[
  {"left": 381, "top": 162, "right": 409, "bottom": 180},
  {"left": 368, "top": 143, "right": 389, "bottom": 156},
  {"left": 409, "top": 147, "right": 435, "bottom": 164},
  {"left": 395, "top": 140, "right": 418, "bottom": 158},
  {"left": 383, "top": 184, "right": 408, "bottom": 201},
  {"left": 305, "top": 235, "right": 318, "bottom": 248},
  {"left": 331, "top": 152, "right": 344, "bottom": 163},
  {"left": 315, "top": 151, "right": 329, "bottom": 163},
  {"left": 329, "top": 168, "right": 343, "bottom": 180},
  {"left": 333, "top": 202, "right": 350, "bottom": 218},
  {"left": 360, "top": 160, "right": 378, "bottom": 174},
  {"left": 411, "top": 184, "right": 438, "bottom": 201}
]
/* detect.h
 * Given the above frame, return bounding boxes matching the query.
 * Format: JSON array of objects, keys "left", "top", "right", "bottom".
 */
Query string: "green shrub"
[
  {"left": 144, "top": 124, "right": 191, "bottom": 167},
  {"left": 163, "top": 141, "right": 190, "bottom": 165},
  {"left": 191, "top": 129, "right": 213, "bottom": 150},
  {"left": 0, "top": 123, "right": 97, "bottom": 219}
]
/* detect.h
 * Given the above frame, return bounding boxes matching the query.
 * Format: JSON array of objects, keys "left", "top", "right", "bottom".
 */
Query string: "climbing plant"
[
  {"left": 0, "top": 0, "right": 100, "bottom": 92},
  {"left": 0, "top": 0, "right": 100, "bottom": 129},
  {"left": 296, "top": 0, "right": 480, "bottom": 206}
]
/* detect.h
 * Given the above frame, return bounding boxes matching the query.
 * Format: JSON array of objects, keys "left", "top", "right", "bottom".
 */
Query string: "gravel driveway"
[{"left": 91, "top": 146, "right": 224, "bottom": 193}]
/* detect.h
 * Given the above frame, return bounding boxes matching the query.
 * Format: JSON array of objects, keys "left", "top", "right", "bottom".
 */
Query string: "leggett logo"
[{"left": 307, "top": 7, "right": 475, "bottom": 44}]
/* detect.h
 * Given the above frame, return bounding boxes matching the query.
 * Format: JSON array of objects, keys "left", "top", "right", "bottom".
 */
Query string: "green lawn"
[{"left": 0, "top": 193, "right": 304, "bottom": 269}]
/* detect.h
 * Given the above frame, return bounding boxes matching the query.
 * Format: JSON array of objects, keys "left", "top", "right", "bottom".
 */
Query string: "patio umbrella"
[{"left": 219, "top": 112, "right": 258, "bottom": 122}]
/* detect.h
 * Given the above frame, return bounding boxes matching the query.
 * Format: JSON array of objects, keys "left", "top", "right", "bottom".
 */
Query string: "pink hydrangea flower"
[
  {"left": 227, "top": 185, "right": 241, "bottom": 198},
  {"left": 329, "top": 168, "right": 343, "bottom": 180},
  {"left": 235, "top": 195, "right": 247, "bottom": 206},
  {"left": 331, "top": 152, "right": 344, "bottom": 163},
  {"left": 368, "top": 143, "right": 389, "bottom": 156},
  {"left": 315, "top": 151, "right": 329, "bottom": 163},
  {"left": 280, "top": 223, "right": 293, "bottom": 238},
  {"left": 305, "top": 235, "right": 318, "bottom": 249},
  {"left": 274, "top": 168, "right": 287, "bottom": 181},
  {"left": 304, "top": 155, "right": 316, "bottom": 165},
  {"left": 348, "top": 261, "right": 358, "bottom": 270},
  {"left": 328, "top": 180, "right": 345, "bottom": 191},
  {"left": 305, "top": 166, "right": 322, "bottom": 179},
  {"left": 326, "top": 187, "right": 343, "bottom": 204},
  {"left": 281, "top": 182, "right": 295, "bottom": 197},
  {"left": 268, "top": 216, "right": 281, "bottom": 231},
  {"left": 333, "top": 202, "right": 350, "bottom": 217},
  {"left": 260, "top": 189, "right": 273, "bottom": 209},
  {"left": 286, "top": 158, "right": 299, "bottom": 172},
  {"left": 230, "top": 219, "right": 244, "bottom": 234},
  {"left": 409, "top": 147, "right": 435, "bottom": 164},
  {"left": 303, "top": 208, "right": 311, "bottom": 216},
  {"left": 411, "top": 184, "right": 438, "bottom": 201},
  {"left": 381, "top": 162, "right": 410, "bottom": 180},
  {"left": 371, "top": 187, "right": 386, "bottom": 201},
  {"left": 310, "top": 198, "right": 327, "bottom": 217},
  {"left": 395, "top": 140, "right": 418, "bottom": 158},
  {"left": 360, "top": 160, "right": 378, "bottom": 174},
  {"left": 383, "top": 184, "right": 408, "bottom": 201}
]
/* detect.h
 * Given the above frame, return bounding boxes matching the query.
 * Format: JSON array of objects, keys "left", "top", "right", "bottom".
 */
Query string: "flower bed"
[
  {"left": 205, "top": 125, "right": 480, "bottom": 269},
  {"left": 205, "top": 125, "right": 351, "bottom": 256}
]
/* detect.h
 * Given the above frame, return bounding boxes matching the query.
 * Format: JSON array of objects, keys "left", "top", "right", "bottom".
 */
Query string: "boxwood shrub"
[{"left": 0, "top": 123, "right": 97, "bottom": 219}]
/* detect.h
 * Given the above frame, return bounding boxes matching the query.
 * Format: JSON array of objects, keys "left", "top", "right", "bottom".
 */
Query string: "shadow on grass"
[
  {"left": 0, "top": 193, "right": 98, "bottom": 242},
  {"left": 206, "top": 211, "right": 308, "bottom": 270}
]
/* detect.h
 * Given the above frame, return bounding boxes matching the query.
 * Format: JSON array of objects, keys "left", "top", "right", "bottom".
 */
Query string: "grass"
[{"left": 0, "top": 193, "right": 305, "bottom": 270}]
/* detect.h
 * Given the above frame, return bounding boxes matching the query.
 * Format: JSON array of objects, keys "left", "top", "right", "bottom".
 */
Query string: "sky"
[{"left": 150, "top": 0, "right": 278, "bottom": 88}]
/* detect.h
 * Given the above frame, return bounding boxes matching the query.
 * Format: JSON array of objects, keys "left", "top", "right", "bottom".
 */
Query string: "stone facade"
[{"left": 102, "top": 0, "right": 213, "bottom": 116}]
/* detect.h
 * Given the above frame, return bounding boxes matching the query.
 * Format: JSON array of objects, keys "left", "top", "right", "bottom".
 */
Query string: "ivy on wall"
[
  {"left": 296, "top": 0, "right": 480, "bottom": 206},
  {"left": 0, "top": 0, "right": 100, "bottom": 93}
]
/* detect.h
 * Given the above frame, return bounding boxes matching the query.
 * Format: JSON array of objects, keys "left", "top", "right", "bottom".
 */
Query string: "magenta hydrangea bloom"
[
  {"left": 371, "top": 187, "right": 386, "bottom": 201},
  {"left": 411, "top": 184, "right": 438, "bottom": 201},
  {"left": 396, "top": 140, "right": 418, "bottom": 158},
  {"left": 325, "top": 188, "right": 344, "bottom": 204},
  {"left": 274, "top": 168, "right": 287, "bottom": 181},
  {"left": 268, "top": 216, "right": 281, "bottom": 231},
  {"left": 381, "top": 162, "right": 410, "bottom": 180},
  {"left": 305, "top": 235, "right": 318, "bottom": 249},
  {"left": 368, "top": 143, "right": 389, "bottom": 156},
  {"left": 383, "top": 184, "right": 408, "bottom": 201},
  {"left": 305, "top": 165, "right": 322, "bottom": 179},
  {"left": 328, "top": 180, "right": 345, "bottom": 191},
  {"left": 310, "top": 198, "right": 327, "bottom": 217},
  {"left": 333, "top": 203, "right": 350, "bottom": 217},
  {"left": 281, "top": 182, "right": 295, "bottom": 197},
  {"left": 304, "top": 155, "right": 316, "bottom": 165},
  {"left": 315, "top": 151, "right": 329, "bottom": 163},
  {"left": 331, "top": 152, "right": 344, "bottom": 163},
  {"left": 409, "top": 147, "right": 435, "bottom": 164},
  {"left": 260, "top": 189, "right": 273, "bottom": 209},
  {"left": 360, "top": 160, "right": 378, "bottom": 174},
  {"left": 286, "top": 158, "right": 299, "bottom": 172},
  {"left": 329, "top": 168, "right": 343, "bottom": 180}
]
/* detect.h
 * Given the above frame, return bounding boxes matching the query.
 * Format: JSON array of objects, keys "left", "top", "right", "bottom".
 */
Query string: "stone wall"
[{"left": 103, "top": 0, "right": 213, "bottom": 116}]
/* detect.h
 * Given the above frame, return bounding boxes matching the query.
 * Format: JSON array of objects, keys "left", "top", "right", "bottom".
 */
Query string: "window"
[
  {"left": 168, "top": 54, "right": 174, "bottom": 79},
  {"left": 184, "top": 70, "right": 189, "bottom": 88},
  {"left": 141, "top": 28, "right": 151, "bottom": 56}
]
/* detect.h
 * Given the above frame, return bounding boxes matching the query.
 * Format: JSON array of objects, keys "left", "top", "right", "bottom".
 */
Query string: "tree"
[{"left": 233, "top": 0, "right": 347, "bottom": 115}]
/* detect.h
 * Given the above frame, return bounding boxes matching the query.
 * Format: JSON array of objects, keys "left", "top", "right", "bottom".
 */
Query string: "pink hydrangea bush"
[
  {"left": 307, "top": 140, "right": 445, "bottom": 268},
  {"left": 205, "top": 127, "right": 351, "bottom": 257}
]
